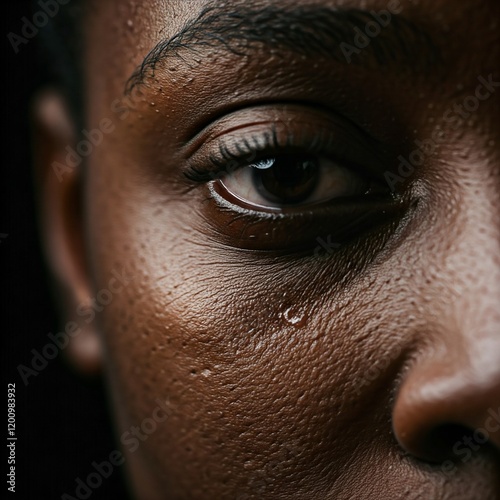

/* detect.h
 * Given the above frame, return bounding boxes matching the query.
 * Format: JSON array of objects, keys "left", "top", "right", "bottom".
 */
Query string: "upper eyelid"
[
  {"left": 224, "top": 122, "right": 331, "bottom": 159},
  {"left": 212, "top": 125, "right": 343, "bottom": 164},
  {"left": 181, "top": 103, "right": 343, "bottom": 157}
]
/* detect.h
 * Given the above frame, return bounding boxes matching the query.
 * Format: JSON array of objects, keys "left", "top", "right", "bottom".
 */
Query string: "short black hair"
[{"left": 34, "top": 0, "right": 84, "bottom": 124}]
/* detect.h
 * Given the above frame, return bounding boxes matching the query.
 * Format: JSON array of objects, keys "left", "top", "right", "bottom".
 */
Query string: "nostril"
[
  {"left": 424, "top": 424, "right": 472, "bottom": 462},
  {"left": 422, "top": 422, "right": 498, "bottom": 466}
]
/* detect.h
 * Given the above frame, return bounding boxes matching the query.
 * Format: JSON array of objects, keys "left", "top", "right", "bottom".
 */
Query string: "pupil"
[{"left": 252, "top": 154, "right": 319, "bottom": 204}]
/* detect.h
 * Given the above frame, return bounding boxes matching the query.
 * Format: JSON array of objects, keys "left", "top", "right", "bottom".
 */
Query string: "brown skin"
[{"left": 33, "top": 0, "right": 500, "bottom": 498}]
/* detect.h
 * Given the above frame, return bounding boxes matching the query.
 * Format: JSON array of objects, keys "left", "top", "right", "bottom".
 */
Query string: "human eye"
[
  {"left": 182, "top": 105, "right": 407, "bottom": 252},
  {"left": 215, "top": 150, "right": 378, "bottom": 211}
]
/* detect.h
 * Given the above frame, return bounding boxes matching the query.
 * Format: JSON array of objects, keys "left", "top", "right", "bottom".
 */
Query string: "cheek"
[{"left": 85, "top": 178, "right": 402, "bottom": 497}]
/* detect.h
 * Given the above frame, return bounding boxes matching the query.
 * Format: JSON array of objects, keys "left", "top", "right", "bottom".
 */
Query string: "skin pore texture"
[{"left": 34, "top": 0, "right": 499, "bottom": 498}]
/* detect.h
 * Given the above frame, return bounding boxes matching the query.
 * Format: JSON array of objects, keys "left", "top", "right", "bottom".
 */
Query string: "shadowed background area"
[{"left": 2, "top": 2, "right": 129, "bottom": 498}]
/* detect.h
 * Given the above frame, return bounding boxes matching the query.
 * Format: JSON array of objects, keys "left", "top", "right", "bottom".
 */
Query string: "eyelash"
[{"left": 183, "top": 124, "right": 367, "bottom": 185}]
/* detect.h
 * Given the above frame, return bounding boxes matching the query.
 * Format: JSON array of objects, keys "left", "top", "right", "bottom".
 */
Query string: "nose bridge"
[
  {"left": 446, "top": 195, "right": 500, "bottom": 345},
  {"left": 453, "top": 287, "right": 500, "bottom": 368}
]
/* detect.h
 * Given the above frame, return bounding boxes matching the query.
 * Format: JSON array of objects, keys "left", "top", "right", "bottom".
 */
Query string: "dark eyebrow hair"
[{"left": 125, "top": 3, "right": 441, "bottom": 94}]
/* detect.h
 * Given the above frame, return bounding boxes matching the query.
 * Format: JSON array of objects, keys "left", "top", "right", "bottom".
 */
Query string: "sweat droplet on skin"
[{"left": 281, "top": 306, "right": 308, "bottom": 327}]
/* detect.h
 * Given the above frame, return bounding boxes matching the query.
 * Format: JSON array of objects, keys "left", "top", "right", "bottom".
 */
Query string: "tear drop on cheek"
[{"left": 280, "top": 306, "right": 308, "bottom": 328}]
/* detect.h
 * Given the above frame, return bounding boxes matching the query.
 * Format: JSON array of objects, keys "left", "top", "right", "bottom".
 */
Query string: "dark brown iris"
[{"left": 252, "top": 154, "right": 319, "bottom": 204}]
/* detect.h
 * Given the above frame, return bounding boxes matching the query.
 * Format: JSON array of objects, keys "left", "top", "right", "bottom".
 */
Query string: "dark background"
[{"left": 2, "top": 3, "right": 130, "bottom": 498}]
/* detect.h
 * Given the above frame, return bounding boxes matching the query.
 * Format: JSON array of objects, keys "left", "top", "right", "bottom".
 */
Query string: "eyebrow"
[{"left": 125, "top": 3, "right": 441, "bottom": 94}]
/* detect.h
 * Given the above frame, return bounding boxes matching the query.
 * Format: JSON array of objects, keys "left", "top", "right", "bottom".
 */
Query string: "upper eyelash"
[{"left": 184, "top": 124, "right": 340, "bottom": 184}]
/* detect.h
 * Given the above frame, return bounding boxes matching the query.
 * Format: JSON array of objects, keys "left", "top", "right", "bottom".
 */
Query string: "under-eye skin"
[{"left": 181, "top": 104, "right": 407, "bottom": 252}]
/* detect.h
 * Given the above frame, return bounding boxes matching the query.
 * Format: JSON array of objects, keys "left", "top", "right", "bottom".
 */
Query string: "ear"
[{"left": 32, "top": 91, "right": 102, "bottom": 375}]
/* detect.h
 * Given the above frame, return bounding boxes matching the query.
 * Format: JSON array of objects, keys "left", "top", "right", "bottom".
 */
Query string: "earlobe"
[{"left": 32, "top": 90, "right": 103, "bottom": 376}]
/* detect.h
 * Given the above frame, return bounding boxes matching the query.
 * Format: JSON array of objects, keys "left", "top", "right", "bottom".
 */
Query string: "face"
[{"left": 35, "top": 0, "right": 500, "bottom": 498}]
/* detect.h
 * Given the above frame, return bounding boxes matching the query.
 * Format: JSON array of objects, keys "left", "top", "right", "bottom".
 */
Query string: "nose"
[
  {"left": 393, "top": 310, "right": 500, "bottom": 463},
  {"left": 392, "top": 180, "right": 500, "bottom": 465}
]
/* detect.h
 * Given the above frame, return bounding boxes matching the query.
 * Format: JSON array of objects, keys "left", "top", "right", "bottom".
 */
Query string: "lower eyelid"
[
  {"left": 203, "top": 181, "right": 409, "bottom": 252},
  {"left": 209, "top": 181, "right": 286, "bottom": 215}
]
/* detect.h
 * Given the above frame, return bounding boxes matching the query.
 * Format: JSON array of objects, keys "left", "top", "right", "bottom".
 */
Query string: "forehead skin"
[{"left": 79, "top": 0, "right": 499, "bottom": 498}]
